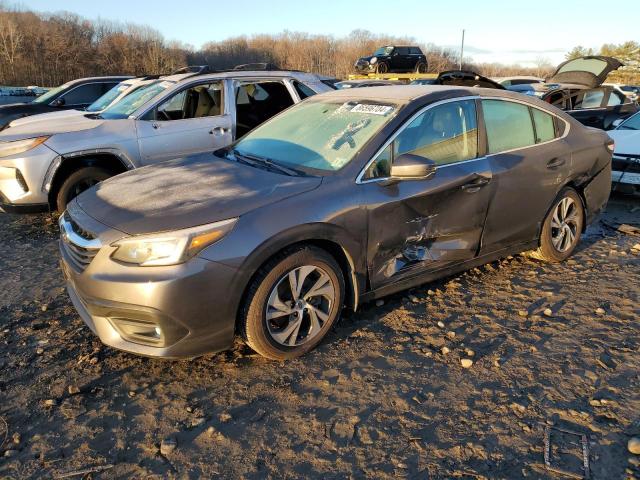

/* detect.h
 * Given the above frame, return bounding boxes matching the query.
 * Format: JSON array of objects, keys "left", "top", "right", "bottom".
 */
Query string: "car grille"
[{"left": 60, "top": 212, "right": 101, "bottom": 272}]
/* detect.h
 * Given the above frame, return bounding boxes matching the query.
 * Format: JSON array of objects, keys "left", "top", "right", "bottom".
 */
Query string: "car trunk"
[{"left": 547, "top": 56, "right": 623, "bottom": 89}]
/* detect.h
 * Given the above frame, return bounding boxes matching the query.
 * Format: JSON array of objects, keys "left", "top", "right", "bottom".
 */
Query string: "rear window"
[
  {"left": 558, "top": 58, "right": 610, "bottom": 76},
  {"left": 482, "top": 100, "right": 535, "bottom": 154}
]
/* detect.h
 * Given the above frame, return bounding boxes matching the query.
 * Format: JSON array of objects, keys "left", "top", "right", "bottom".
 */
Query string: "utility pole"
[{"left": 459, "top": 29, "right": 465, "bottom": 70}]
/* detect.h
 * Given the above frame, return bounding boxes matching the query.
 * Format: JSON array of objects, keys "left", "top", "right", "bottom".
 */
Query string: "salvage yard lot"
[{"left": 0, "top": 196, "right": 639, "bottom": 479}]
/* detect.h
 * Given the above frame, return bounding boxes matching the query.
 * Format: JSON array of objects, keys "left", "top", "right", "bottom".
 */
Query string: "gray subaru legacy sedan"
[{"left": 59, "top": 86, "right": 612, "bottom": 360}]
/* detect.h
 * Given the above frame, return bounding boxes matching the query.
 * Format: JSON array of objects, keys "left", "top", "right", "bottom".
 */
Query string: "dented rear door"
[{"left": 363, "top": 158, "right": 493, "bottom": 289}]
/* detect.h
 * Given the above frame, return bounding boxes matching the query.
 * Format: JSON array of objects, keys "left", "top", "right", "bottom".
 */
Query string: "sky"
[{"left": 15, "top": 0, "right": 635, "bottom": 67}]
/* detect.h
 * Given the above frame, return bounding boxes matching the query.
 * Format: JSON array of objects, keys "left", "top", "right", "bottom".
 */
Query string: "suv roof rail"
[
  {"left": 232, "top": 63, "right": 282, "bottom": 71},
  {"left": 171, "top": 65, "right": 211, "bottom": 75}
]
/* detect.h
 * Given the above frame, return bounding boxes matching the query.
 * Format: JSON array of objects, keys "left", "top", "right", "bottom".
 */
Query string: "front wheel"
[
  {"left": 55, "top": 167, "right": 112, "bottom": 212},
  {"left": 376, "top": 62, "right": 389, "bottom": 74},
  {"left": 532, "top": 188, "right": 584, "bottom": 262},
  {"left": 240, "top": 246, "right": 345, "bottom": 360}
]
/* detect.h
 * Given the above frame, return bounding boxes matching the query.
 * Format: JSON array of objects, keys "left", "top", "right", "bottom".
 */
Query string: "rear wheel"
[
  {"left": 415, "top": 62, "right": 428, "bottom": 74},
  {"left": 55, "top": 166, "right": 112, "bottom": 212},
  {"left": 376, "top": 62, "right": 389, "bottom": 74},
  {"left": 240, "top": 246, "right": 344, "bottom": 360},
  {"left": 532, "top": 188, "right": 584, "bottom": 262}
]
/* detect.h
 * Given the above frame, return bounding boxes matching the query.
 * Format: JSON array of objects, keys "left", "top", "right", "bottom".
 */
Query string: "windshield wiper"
[{"left": 231, "top": 149, "right": 303, "bottom": 176}]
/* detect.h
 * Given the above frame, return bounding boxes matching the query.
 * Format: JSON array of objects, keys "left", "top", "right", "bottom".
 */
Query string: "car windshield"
[
  {"left": 233, "top": 99, "right": 398, "bottom": 173},
  {"left": 618, "top": 113, "right": 640, "bottom": 131},
  {"left": 86, "top": 82, "right": 131, "bottom": 112},
  {"left": 32, "top": 83, "right": 68, "bottom": 104},
  {"left": 100, "top": 80, "right": 173, "bottom": 119},
  {"left": 374, "top": 46, "right": 394, "bottom": 56}
]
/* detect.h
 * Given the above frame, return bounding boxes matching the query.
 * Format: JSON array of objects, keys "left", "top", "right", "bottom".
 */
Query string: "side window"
[
  {"left": 482, "top": 100, "right": 535, "bottom": 154},
  {"left": 235, "top": 81, "right": 295, "bottom": 137},
  {"left": 292, "top": 81, "right": 317, "bottom": 100},
  {"left": 607, "top": 91, "right": 624, "bottom": 106},
  {"left": 531, "top": 108, "right": 556, "bottom": 143},
  {"left": 363, "top": 100, "right": 478, "bottom": 180},
  {"left": 156, "top": 82, "right": 223, "bottom": 121},
  {"left": 396, "top": 47, "right": 409, "bottom": 55},
  {"left": 60, "top": 83, "right": 109, "bottom": 105},
  {"left": 409, "top": 47, "right": 421, "bottom": 55},
  {"left": 574, "top": 89, "right": 605, "bottom": 109}
]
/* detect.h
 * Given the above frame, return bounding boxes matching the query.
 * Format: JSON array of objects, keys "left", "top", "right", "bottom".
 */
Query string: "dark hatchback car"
[
  {"left": 505, "top": 56, "right": 639, "bottom": 130},
  {"left": 355, "top": 45, "right": 428, "bottom": 74},
  {"left": 0, "top": 76, "right": 132, "bottom": 130},
  {"left": 60, "top": 86, "right": 612, "bottom": 360}
]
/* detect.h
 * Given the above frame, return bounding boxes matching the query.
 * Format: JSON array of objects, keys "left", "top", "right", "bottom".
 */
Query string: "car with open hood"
[
  {"left": 0, "top": 69, "right": 331, "bottom": 213},
  {"left": 0, "top": 76, "right": 132, "bottom": 131},
  {"left": 59, "top": 85, "right": 612, "bottom": 360},
  {"left": 505, "top": 56, "right": 639, "bottom": 129}
]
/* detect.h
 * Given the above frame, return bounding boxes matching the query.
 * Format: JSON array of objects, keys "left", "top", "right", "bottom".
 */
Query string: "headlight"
[
  {"left": 0, "top": 136, "right": 49, "bottom": 158},
  {"left": 370, "top": 57, "right": 378, "bottom": 64},
  {"left": 111, "top": 218, "right": 237, "bottom": 266}
]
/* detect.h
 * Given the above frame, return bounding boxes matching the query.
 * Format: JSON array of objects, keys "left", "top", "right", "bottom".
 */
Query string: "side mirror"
[
  {"left": 611, "top": 118, "right": 623, "bottom": 128},
  {"left": 381, "top": 153, "right": 436, "bottom": 186},
  {"left": 51, "top": 98, "right": 65, "bottom": 107}
]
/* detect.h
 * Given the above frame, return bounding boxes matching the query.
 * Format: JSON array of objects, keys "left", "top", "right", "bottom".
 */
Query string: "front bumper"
[
  {"left": 0, "top": 143, "right": 57, "bottom": 209},
  {"left": 59, "top": 232, "right": 241, "bottom": 358},
  {"left": 354, "top": 60, "right": 375, "bottom": 72}
]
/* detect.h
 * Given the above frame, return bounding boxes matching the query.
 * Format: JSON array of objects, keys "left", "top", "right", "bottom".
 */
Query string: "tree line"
[{"left": 1, "top": 4, "right": 638, "bottom": 87}]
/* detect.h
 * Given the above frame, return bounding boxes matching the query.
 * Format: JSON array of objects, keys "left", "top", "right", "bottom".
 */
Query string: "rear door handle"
[
  {"left": 546, "top": 157, "right": 566, "bottom": 169},
  {"left": 461, "top": 176, "right": 491, "bottom": 192},
  {"left": 210, "top": 127, "right": 229, "bottom": 136}
]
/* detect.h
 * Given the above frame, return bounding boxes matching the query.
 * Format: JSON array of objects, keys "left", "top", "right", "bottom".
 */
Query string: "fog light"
[
  {"left": 108, "top": 317, "right": 164, "bottom": 346},
  {"left": 0, "top": 166, "right": 29, "bottom": 201}
]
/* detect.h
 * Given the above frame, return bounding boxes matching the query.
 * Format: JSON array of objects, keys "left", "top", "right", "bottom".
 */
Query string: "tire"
[
  {"left": 55, "top": 166, "right": 113, "bottom": 212},
  {"left": 415, "top": 62, "right": 428, "bottom": 74},
  {"left": 376, "top": 62, "right": 389, "bottom": 74},
  {"left": 531, "top": 188, "right": 584, "bottom": 262},
  {"left": 240, "top": 246, "right": 345, "bottom": 360}
]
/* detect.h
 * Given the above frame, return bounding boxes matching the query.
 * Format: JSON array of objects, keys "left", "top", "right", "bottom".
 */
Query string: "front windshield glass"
[
  {"left": 618, "top": 113, "right": 640, "bottom": 131},
  {"left": 32, "top": 83, "right": 68, "bottom": 104},
  {"left": 100, "top": 81, "right": 173, "bottom": 119},
  {"left": 233, "top": 99, "right": 398, "bottom": 173},
  {"left": 373, "top": 46, "right": 394, "bottom": 56},
  {"left": 86, "top": 82, "right": 131, "bottom": 112}
]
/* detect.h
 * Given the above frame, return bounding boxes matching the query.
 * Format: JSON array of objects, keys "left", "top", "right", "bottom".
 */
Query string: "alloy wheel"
[
  {"left": 266, "top": 265, "right": 335, "bottom": 347},
  {"left": 551, "top": 197, "right": 579, "bottom": 252}
]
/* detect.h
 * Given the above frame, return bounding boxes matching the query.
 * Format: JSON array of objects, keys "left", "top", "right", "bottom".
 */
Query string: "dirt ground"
[{"left": 1, "top": 194, "right": 639, "bottom": 480}]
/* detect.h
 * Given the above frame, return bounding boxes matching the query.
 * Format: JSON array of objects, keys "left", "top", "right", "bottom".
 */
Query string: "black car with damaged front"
[{"left": 355, "top": 45, "right": 428, "bottom": 74}]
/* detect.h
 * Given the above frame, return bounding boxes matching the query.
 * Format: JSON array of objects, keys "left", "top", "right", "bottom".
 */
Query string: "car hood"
[
  {"left": 608, "top": 129, "right": 640, "bottom": 156},
  {"left": 435, "top": 71, "right": 505, "bottom": 89},
  {"left": 76, "top": 153, "right": 323, "bottom": 235},
  {"left": 0, "top": 114, "right": 102, "bottom": 142},
  {"left": 547, "top": 56, "right": 623, "bottom": 88},
  {"left": 8, "top": 109, "right": 85, "bottom": 128}
]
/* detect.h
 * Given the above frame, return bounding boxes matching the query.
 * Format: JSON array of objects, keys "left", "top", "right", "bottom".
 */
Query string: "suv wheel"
[
  {"left": 415, "top": 62, "right": 428, "bottom": 74},
  {"left": 531, "top": 188, "right": 584, "bottom": 262},
  {"left": 240, "top": 246, "right": 344, "bottom": 360},
  {"left": 376, "top": 62, "right": 389, "bottom": 74},
  {"left": 55, "top": 167, "right": 112, "bottom": 212}
]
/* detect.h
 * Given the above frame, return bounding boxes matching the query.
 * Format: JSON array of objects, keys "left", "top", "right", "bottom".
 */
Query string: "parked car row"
[{"left": 0, "top": 62, "right": 618, "bottom": 360}]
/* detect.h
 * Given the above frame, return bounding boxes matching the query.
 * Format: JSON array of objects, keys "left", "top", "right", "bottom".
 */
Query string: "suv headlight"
[
  {"left": 0, "top": 136, "right": 49, "bottom": 158},
  {"left": 370, "top": 57, "right": 378, "bottom": 64},
  {"left": 111, "top": 218, "right": 237, "bottom": 266}
]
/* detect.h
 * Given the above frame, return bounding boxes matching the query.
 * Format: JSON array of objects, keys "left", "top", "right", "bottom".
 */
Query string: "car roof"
[
  {"left": 312, "top": 84, "right": 562, "bottom": 107},
  {"left": 68, "top": 76, "right": 134, "bottom": 84},
  {"left": 160, "top": 70, "right": 323, "bottom": 84}
]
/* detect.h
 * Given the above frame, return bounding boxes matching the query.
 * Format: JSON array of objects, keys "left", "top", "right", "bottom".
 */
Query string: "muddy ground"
[{"left": 1, "top": 195, "right": 639, "bottom": 480}]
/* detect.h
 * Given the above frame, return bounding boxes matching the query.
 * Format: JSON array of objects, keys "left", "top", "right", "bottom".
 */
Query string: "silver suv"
[{"left": 0, "top": 69, "right": 332, "bottom": 213}]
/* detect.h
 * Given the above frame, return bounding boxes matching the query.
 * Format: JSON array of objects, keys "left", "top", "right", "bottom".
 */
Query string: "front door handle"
[
  {"left": 546, "top": 157, "right": 566, "bottom": 169},
  {"left": 461, "top": 176, "right": 491, "bottom": 193},
  {"left": 210, "top": 127, "right": 229, "bottom": 136}
]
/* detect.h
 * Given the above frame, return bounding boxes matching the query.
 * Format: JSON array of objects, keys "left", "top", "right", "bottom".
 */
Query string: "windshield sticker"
[{"left": 350, "top": 104, "right": 395, "bottom": 115}]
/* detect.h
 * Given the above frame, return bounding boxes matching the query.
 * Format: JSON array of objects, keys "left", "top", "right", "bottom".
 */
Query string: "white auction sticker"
[{"left": 350, "top": 104, "right": 394, "bottom": 115}]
